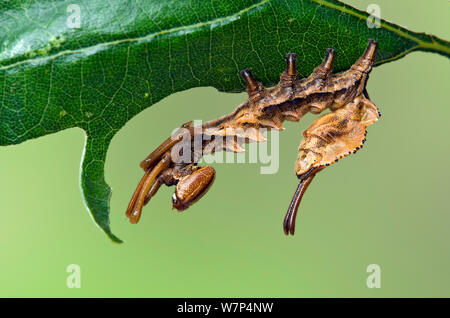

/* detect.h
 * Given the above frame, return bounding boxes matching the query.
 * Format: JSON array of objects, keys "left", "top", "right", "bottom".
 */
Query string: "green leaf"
[{"left": 0, "top": 0, "right": 448, "bottom": 242}]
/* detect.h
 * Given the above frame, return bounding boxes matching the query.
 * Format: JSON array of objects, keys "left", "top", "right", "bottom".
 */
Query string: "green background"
[{"left": 0, "top": 0, "right": 449, "bottom": 297}]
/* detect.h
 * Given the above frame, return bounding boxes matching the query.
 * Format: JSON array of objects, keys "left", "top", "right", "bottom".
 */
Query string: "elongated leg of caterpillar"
[
  {"left": 128, "top": 153, "right": 171, "bottom": 224},
  {"left": 140, "top": 121, "right": 192, "bottom": 170},
  {"left": 283, "top": 167, "right": 323, "bottom": 235},
  {"left": 144, "top": 179, "right": 162, "bottom": 206},
  {"left": 126, "top": 169, "right": 151, "bottom": 218}
]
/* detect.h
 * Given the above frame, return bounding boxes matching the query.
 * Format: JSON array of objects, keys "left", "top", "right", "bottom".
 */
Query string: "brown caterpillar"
[{"left": 126, "top": 39, "right": 380, "bottom": 236}]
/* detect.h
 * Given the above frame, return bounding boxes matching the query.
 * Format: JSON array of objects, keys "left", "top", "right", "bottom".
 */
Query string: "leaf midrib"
[
  {"left": 0, "top": 0, "right": 269, "bottom": 72},
  {"left": 312, "top": 0, "right": 450, "bottom": 57}
]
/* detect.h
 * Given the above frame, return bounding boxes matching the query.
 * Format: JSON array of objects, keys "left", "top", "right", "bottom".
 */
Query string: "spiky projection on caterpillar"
[{"left": 126, "top": 39, "right": 380, "bottom": 235}]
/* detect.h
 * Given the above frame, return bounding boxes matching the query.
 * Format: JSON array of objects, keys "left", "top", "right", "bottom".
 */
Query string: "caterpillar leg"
[
  {"left": 140, "top": 121, "right": 192, "bottom": 170},
  {"left": 126, "top": 121, "right": 192, "bottom": 223},
  {"left": 127, "top": 152, "right": 172, "bottom": 224},
  {"left": 126, "top": 121, "right": 217, "bottom": 223}
]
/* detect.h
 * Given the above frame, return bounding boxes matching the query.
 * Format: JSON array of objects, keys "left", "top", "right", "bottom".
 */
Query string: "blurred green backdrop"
[{"left": 0, "top": 0, "right": 449, "bottom": 297}]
